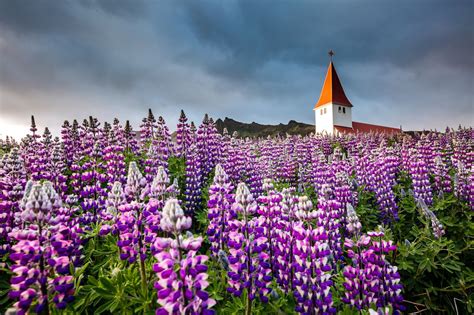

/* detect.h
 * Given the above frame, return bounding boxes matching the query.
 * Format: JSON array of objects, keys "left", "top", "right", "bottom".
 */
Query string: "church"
[{"left": 314, "top": 51, "right": 401, "bottom": 135}]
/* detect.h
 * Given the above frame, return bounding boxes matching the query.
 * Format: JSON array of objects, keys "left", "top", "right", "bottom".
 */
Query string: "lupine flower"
[
  {"left": 293, "top": 222, "right": 335, "bottom": 314},
  {"left": 176, "top": 110, "right": 192, "bottom": 158},
  {"left": 125, "top": 161, "right": 146, "bottom": 200},
  {"left": 409, "top": 149, "right": 433, "bottom": 206},
  {"left": 207, "top": 164, "right": 235, "bottom": 256},
  {"left": 316, "top": 185, "right": 343, "bottom": 261},
  {"left": 227, "top": 183, "right": 272, "bottom": 306},
  {"left": 343, "top": 231, "right": 404, "bottom": 313},
  {"left": 433, "top": 156, "right": 452, "bottom": 194},
  {"left": 160, "top": 198, "right": 192, "bottom": 233},
  {"left": 185, "top": 145, "right": 202, "bottom": 216},
  {"left": 154, "top": 199, "right": 215, "bottom": 314},
  {"left": 416, "top": 198, "right": 445, "bottom": 238},
  {"left": 149, "top": 166, "right": 170, "bottom": 202},
  {"left": 346, "top": 204, "right": 362, "bottom": 236},
  {"left": 9, "top": 182, "right": 80, "bottom": 313}
]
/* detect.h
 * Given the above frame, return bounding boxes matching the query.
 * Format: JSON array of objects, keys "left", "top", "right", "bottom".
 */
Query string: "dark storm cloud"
[
  {"left": 183, "top": 0, "right": 473, "bottom": 74},
  {"left": 0, "top": 0, "right": 472, "bottom": 138}
]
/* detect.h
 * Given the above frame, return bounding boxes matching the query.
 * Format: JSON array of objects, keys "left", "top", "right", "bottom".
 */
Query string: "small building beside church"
[{"left": 314, "top": 52, "right": 401, "bottom": 135}]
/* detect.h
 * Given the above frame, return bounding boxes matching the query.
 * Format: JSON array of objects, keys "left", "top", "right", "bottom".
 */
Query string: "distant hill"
[{"left": 215, "top": 117, "right": 315, "bottom": 138}]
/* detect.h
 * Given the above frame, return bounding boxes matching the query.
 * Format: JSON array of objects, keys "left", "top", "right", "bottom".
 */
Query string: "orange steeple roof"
[{"left": 314, "top": 59, "right": 353, "bottom": 109}]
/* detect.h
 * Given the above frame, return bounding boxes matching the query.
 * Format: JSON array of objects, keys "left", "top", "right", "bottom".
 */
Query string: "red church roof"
[
  {"left": 314, "top": 61, "right": 353, "bottom": 109},
  {"left": 335, "top": 121, "right": 401, "bottom": 134}
]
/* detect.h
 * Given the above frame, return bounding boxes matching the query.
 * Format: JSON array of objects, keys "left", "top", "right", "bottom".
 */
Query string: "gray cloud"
[{"left": 0, "top": 0, "right": 472, "bottom": 138}]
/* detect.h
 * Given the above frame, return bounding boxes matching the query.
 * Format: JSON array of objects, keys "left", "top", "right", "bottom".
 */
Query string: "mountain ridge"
[{"left": 215, "top": 117, "right": 315, "bottom": 137}]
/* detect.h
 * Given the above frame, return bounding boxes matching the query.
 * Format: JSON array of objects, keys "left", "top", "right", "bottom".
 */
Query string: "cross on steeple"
[{"left": 328, "top": 50, "right": 335, "bottom": 62}]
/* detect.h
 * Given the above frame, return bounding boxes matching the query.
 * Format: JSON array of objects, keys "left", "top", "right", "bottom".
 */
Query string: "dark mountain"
[{"left": 215, "top": 117, "right": 315, "bottom": 138}]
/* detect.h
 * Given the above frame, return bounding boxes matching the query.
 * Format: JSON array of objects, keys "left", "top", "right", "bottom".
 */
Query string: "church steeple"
[
  {"left": 313, "top": 51, "right": 401, "bottom": 135},
  {"left": 314, "top": 51, "right": 352, "bottom": 109}
]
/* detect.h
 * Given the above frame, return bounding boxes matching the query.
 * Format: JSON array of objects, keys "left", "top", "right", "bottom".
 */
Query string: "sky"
[{"left": 0, "top": 0, "right": 473, "bottom": 139}]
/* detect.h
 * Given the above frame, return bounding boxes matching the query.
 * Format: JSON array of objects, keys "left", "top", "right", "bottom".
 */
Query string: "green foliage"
[
  {"left": 387, "top": 188, "right": 474, "bottom": 314},
  {"left": 355, "top": 190, "right": 380, "bottom": 232},
  {"left": 168, "top": 156, "right": 186, "bottom": 198},
  {"left": 0, "top": 265, "right": 12, "bottom": 312},
  {"left": 71, "top": 224, "right": 156, "bottom": 314}
]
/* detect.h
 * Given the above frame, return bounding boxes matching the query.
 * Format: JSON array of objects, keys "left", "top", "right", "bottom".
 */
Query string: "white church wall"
[
  {"left": 315, "top": 103, "right": 334, "bottom": 134},
  {"left": 332, "top": 104, "right": 352, "bottom": 128}
]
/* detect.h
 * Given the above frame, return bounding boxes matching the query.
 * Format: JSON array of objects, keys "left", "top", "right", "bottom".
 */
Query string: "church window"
[
  {"left": 338, "top": 106, "right": 341, "bottom": 112},
  {"left": 324, "top": 108, "right": 327, "bottom": 114},
  {"left": 320, "top": 109, "right": 323, "bottom": 115},
  {"left": 343, "top": 107, "right": 346, "bottom": 114}
]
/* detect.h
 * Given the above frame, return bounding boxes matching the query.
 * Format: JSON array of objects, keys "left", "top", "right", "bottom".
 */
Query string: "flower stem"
[{"left": 137, "top": 211, "right": 148, "bottom": 309}]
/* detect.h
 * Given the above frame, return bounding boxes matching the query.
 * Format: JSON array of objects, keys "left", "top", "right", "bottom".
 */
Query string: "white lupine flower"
[
  {"left": 213, "top": 164, "right": 229, "bottom": 187},
  {"left": 151, "top": 166, "right": 169, "bottom": 197},
  {"left": 160, "top": 198, "right": 191, "bottom": 233},
  {"left": 106, "top": 181, "right": 125, "bottom": 215},
  {"left": 126, "top": 162, "right": 145, "bottom": 197}
]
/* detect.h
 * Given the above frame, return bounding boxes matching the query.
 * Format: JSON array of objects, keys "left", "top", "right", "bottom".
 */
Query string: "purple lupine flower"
[
  {"left": 176, "top": 110, "right": 192, "bottom": 158},
  {"left": 117, "top": 202, "right": 143, "bottom": 263},
  {"left": 316, "top": 185, "right": 343, "bottom": 261},
  {"left": 103, "top": 121, "right": 126, "bottom": 186},
  {"left": 141, "top": 115, "right": 171, "bottom": 183},
  {"left": 140, "top": 166, "right": 172, "bottom": 243},
  {"left": 416, "top": 198, "right": 445, "bottom": 239},
  {"left": 139, "top": 109, "right": 156, "bottom": 152},
  {"left": 227, "top": 183, "right": 272, "bottom": 308},
  {"left": 197, "top": 115, "right": 220, "bottom": 183},
  {"left": 293, "top": 222, "right": 335, "bottom": 314},
  {"left": 223, "top": 137, "right": 246, "bottom": 184},
  {"left": 257, "top": 191, "right": 283, "bottom": 280},
  {"left": 60, "top": 120, "right": 78, "bottom": 168},
  {"left": 0, "top": 148, "right": 27, "bottom": 255},
  {"left": 50, "top": 137, "right": 68, "bottom": 196},
  {"left": 207, "top": 164, "right": 235, "bottom": 256},
  {"left": 245, "top": 150, "right": 264, "bottom": 198},
  {"left": 116, "top": 162, "right": 150, "bottom": 261},
  {"left": 312, "top": 152, "right": 335, "bottom": 197},
  {"left": 185, "top": 145, "right": 202, "bottom": 217},
  {"left": 144, "top": 144, "right": 160, "bottom": 183},
  {"left": 71, "top": 119, "right": 108, "bottom": 222},
  {"left": 372, "top": 154, "right": 400, "bottom": 223},
  {"left": 343, "top": 231, "right": 404, "bottom": 313},
  {"left": 469, "top": 167, "right": 474, "bottom": 211},
  {"left": 454, "top": 161, "right": 470, "bottom": 203},
  {"left": 409, "top": 149, "right": 433, "bottom": 206},
  {"left": 9, "top": 182, "right": 80, "bottom": 313},
  {"left": 433, "top": 156, "right": 452, "bottom": 195},
  {"left": 114, "top": 161, "right": 166, "bottom": 301},
  {"left": 154, "top": 199, "right": 215, "bottom": 314},
  {"left": 271, "top": 189, "right": 299, "bottom": 292},
  {"left": 280, "top": 145, "right": 298, "bottom": 185},
  {"left": 346, "top": 204, "right": 362, "bottom": 236},
  {"left": 334, "top": 172, "right": 354, "bottom": 227},
  {"left": 124, "top": 120, "right": 139, "bottom": 154},
  {"left": 99, "top": 181, "right": 126, "bottom": 236}
]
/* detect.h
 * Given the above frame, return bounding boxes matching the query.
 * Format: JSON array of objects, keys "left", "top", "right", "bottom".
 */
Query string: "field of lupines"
[{"left": 0, "top": 110, "right": 473, "bottom": 315}]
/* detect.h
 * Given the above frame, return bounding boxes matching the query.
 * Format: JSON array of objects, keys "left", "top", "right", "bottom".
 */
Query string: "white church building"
[{"left": 314, "top": 51, "right": 401, "bottom": 135}]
